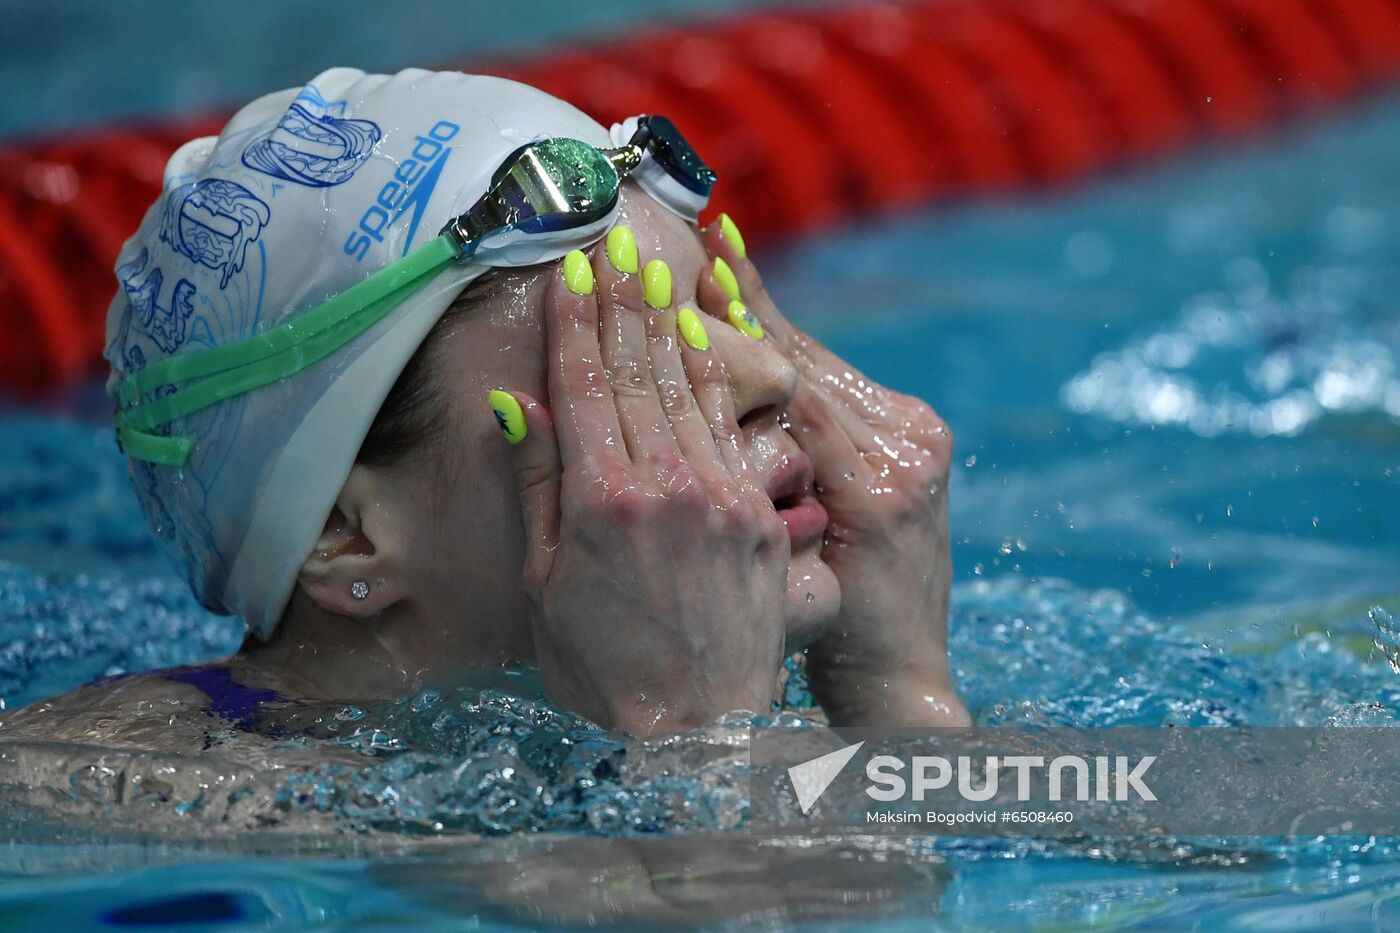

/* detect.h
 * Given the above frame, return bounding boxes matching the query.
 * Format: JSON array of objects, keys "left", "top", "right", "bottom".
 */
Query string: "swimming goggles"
[{"left": 112, "top": 115, "right": 715, "bottom": 467}]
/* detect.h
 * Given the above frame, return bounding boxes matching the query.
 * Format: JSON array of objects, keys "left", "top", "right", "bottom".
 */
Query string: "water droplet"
[
  {"left": 1311, "top": 516, "right": 1320, "bottom": 528},
  {"left": 1370, "top": 607, "right": 1400, "bottom": 674},
  {"left": 999, "top": 538, "right": 1014, "bottom": 555},
  {"left": 1169, "top": 547, "right": 1182, "bottom": 569},
  {"left": 1015, "top": 537, "right": 1028, "bottom": 552},
  {"left": 1226, "top": 505, "right": 1234, "bottom": 517},
  {"left": 973, "top": 563, "right": 985, "bottom": 575},
  {"left": 964, "top": 454, "right": 978, "bottom": 467}
]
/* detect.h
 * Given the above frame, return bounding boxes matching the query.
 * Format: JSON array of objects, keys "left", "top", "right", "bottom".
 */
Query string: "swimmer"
[{"left": 4, "top": 68, "right": 967, "bottom": 751}]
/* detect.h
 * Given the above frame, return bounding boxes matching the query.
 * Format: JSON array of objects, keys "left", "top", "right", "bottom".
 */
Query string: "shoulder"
[{"left": 0, "top": 666, "right": 280, "bottom": 753}]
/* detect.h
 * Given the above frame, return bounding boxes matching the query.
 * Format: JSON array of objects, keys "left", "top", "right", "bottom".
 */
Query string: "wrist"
[{"left": 809, "top": 660, "right": 967, "bottom": 729}]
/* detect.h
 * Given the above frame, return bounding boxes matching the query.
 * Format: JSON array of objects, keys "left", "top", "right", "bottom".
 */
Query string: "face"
[{"left": 379, "top": 184, "right": 841, "bottom": 674}]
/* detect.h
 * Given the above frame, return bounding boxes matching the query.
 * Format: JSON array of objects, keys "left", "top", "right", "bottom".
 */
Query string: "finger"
[
  {"left": 699, "top": 217, "right": 798, "bottom": 353},
  {"left": 784, "top": 382, "right": 866, "bottom": 493},
  {"left": 594, "top": 237, "right": 682, "bottom": 467},
  {"left": 699, "top": 216, "right": 894, "bottom": 442},
  {"left": 545, "top": 249, "right": 629, "bottom": 474},
  {"left": 701, "top": 216, "right": 883, "bottom": 401},
  {"left": 675, "top": 307, "right": 766, "bottom": 492},
  {"left": 646, "top": 302, "right": 733, "bottom": 479},
  {"left": 489, "top": 389, "right": 562, "bottom": 586}
]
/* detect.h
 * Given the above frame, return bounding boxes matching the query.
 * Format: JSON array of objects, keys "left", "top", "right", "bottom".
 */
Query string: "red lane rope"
[{"left": 2, "top": 0, "right": 1398, "bottom": 392}]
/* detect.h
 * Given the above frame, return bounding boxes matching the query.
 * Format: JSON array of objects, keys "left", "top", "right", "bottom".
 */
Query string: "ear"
[{"left": 297, "top": 463, "right": 403, "bottom": 619}]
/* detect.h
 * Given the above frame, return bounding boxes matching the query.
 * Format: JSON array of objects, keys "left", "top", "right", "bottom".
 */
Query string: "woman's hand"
[
  {"left": 695, "top": 218, "right": 969, "bottom": 728},
  {"left": 494, "top": 248, "right": 791, "bottom": 735}
]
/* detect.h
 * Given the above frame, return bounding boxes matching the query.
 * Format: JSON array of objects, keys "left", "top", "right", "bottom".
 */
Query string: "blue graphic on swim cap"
[
  {"left": 290, "top": 82, "right": 345, "bottom": 116},
  {"left": 241, "top": 103, "right": 380, "bottom": 188},
  {"left": 159, "top": 178, "right": 270, "bottom": 288},
  {"left": 116, "top": 248, "right": 198, "bottom": 354}
]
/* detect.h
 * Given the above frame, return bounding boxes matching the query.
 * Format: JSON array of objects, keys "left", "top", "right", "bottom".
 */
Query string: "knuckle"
[
  {"left": 513, "top": 459, "right": 555, "bottom": 499},
  {"left": 673, "top": 482, "right": 712, "bottom": 516},
  {"left": 567, "top": 472, "right": 632, "bottom": 524},
  {"left": 705, "top": 480, "right": 745, "bottom": 513},
  {"left": 607, "top": 354, "right": 652, "bottom": 394},
  {"left": 690, "top": 354, "right": 732, "bottom": 390},
  {"left": 706, "top": 407, "right": 741, "bottom": 439},
  {"left": 605, "top": 486, "right": 650, "bottom": 526},
  {"left": 642, "top": 448, "right": 687, "bottom": 480},
  {"left": 656, "top": 382, "right": 697, "bottom": 418},
  {"left": 563, "top": 368, "right": 609, "bottom": 398},
  {"left": 901, "top": 397, "right": 954, "bottom": 459}
]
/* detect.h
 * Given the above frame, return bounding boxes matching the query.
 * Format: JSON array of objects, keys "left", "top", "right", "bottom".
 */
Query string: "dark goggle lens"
[{"left": 634, "top": 115, "right": 716, "bottom": 197}]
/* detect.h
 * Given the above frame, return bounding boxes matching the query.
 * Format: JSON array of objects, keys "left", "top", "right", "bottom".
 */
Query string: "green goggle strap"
[{"left": 114, "top": 233, "right": 459, "bottom": 466}]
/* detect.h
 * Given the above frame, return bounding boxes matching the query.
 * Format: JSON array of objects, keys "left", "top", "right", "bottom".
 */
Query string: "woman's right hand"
[{"left": 491, "top": 247, "right": 791, "bottom": 735}]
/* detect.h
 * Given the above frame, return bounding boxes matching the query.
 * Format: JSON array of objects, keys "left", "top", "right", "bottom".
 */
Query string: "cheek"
[
  {"left": 411, "top": 403, "right": 531, "bottom": 607},
  {"left": 743, "top": 427, "right": 782, "bottom": 474}
]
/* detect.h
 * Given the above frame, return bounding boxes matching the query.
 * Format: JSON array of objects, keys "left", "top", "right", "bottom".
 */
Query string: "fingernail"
[
  {"left": 719, "top": 213, "right": 746, "bottom": 259},
  {"left": 563, "top": 249, "right": 594, "bottom": 295},
  {"left": 727, "top": 300, "right": 764, "bottom": 340},
  {"left": 488, "top": 390, "right": 527, "bottom": 444},
  {"left": 712, "top": 257, "right": 741, "bottom": 303},
  {"left": 677, "top": 306, "right": 710, "bottom": 351},
  {"left": 605, "top": 225, "right": 639, "bottom": 275},
  {"left": 643, "top": 259, "right": 672, "bottom": 309}
]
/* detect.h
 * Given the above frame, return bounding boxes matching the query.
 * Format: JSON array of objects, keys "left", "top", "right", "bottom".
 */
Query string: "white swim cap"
[{"left": 104, "top": 67, "right": 622, "bottom": 640}]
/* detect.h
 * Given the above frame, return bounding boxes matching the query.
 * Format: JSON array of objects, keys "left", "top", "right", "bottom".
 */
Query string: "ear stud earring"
[{"left": 350, "top": 580, "right": 370, "bottom": 601}]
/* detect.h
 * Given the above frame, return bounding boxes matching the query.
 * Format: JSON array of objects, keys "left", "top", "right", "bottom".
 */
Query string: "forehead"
[
  {"left": 431, "top": 182, "right": 709, "bottom": 384},
  {"left": 612, "top": 180, "right": 707, "bottom": 286}
]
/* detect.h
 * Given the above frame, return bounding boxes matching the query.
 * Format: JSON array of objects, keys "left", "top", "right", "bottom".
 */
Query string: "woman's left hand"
[{"left": 695, "top": 218, "right": 970, "bottom": 728}]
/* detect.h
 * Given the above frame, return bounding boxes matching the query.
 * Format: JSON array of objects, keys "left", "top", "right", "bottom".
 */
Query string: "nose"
[{"left": 722, "top": 333, "right": 799, "bottom": 427}]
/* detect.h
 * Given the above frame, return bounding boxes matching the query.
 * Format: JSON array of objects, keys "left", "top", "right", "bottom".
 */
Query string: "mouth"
[{"left": 766, "top": 454, "right": 829, "bottom": 551}]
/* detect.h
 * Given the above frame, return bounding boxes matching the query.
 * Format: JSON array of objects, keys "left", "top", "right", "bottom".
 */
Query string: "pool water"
[{"left": 2, "top": 92, "right": 1399, "bottom": 929}]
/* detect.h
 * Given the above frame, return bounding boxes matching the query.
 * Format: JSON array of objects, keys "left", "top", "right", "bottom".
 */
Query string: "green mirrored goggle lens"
[{"left": 444, "top": 137, "right": 630, "bottom": 257}]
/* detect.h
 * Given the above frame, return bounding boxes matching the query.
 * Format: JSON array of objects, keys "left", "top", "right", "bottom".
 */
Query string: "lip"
[
  {"left": 766, "top": 453, "right": 828, "bottom": 550},
  {"left": 779, "top": 494, "right": 829, "bottom": 550},
  {"left": 765, "top": 453, "right": 811, "bottom": 503}
]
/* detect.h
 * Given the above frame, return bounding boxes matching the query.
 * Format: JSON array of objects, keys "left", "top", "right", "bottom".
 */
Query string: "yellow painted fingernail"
[
  {"left": 605, "top": 225, "right": 639, "bottom": 274},
  {"left": 677, "top": 306, "right": 710, "bottom": 351},
  {"left": 643, "top": 259, "right": 672, "bottom": 309},
  {"left": 563, "top": 249, "right": 593, "bottom": 295},
  {"left": 712, "top": 256, "right": 741, "bottom": 303},
  {"left": 488, "top": 390, "right": 527, "bottom": 444},
  {"left": 719, "top": 213, "right": 746, "bottom": 259},
  {"left": 727, "top": 300, "right": 763, "bottom": 340}
]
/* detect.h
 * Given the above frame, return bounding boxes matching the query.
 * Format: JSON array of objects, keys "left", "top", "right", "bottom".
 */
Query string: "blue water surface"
[{"left": 2, "top": 91, "right": 1399, "bottom": 929}]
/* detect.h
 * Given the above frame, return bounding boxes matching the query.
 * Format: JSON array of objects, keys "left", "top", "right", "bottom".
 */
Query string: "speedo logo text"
[{"left": 343, "top": 119, "right": 460, "bottom": 261}]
